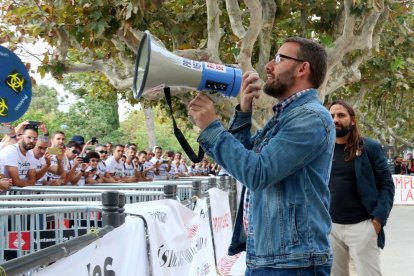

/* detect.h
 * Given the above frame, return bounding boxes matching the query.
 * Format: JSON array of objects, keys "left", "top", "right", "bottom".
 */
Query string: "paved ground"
[{"left": 380, "top": 205, "right": 414, "bottom": 276}]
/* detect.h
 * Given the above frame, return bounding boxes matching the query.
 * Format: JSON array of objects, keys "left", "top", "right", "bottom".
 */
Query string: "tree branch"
[
  {"left": 66, "top": 61, "right": 133, "bottom": 90},
  {"left": 226, "top": 0, "right": 246, "bottom": 38},
  {"left": 237, "top": 0, "right": 263, "bottom": 72},
  {"left": 256, "top": 0, "right": 276, "bottom": 78},
  {"left": 321, "top": 0, "right": 387, "bottom": 98},
  {"left": 206, "top": 0, "right": 222, "bottom": 63}
]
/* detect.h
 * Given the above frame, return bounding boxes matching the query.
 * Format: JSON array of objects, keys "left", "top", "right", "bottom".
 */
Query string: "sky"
[{"left": 16, "top": 41, "right": 134, "bottom": 121}]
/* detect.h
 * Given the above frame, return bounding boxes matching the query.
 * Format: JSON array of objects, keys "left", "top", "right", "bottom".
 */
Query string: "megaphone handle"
[{"left": 164, "top": 87, "right": 205, "bottom": 163}]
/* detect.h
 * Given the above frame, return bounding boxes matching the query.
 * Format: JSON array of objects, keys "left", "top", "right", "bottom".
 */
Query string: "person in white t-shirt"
[
  {"left": 32, "top": 135, "right": 55, "bottom": 185},
  {"left": 94, "top": 144, "right": 119, "bottom": 183},
  {"left": 0, "top": 126, "right": 38, "bottom": 186},
  {"left": 176, "top": 157, "right": 189, "bottom": 177},
  {"left": 64, "top": 141, "right": 88, "bottom": 185},
  {"left": 150, "top": 146, "right": 171, "bottom": 180},
  {"left": 45, "top": 131, "right": 66, "bottom": 185},
  {"left": 83, "top": 151, "right": 103, "bottom": 184},
  {"left": 105, "top": 144, "right": 126, "bottom": 182},
  {"left": 123, "top": 144, "right": 144, "bottom": 182},
  {"left": 143, "top": 151, "right": 156, "bottom": 180}
]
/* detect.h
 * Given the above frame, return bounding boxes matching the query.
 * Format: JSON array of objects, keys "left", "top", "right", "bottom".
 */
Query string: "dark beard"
[
  {"left": 22, "top": 141, "right": 34, "bottom": 151},
  {"left": 335, "top": 125, "right": 353, "bottom": 137},
  {"left": 263, "top": 81, "right": 288, "bottom": 98},
  {"left": 263, "top": 67, "right": 296, "bottom": 98}
]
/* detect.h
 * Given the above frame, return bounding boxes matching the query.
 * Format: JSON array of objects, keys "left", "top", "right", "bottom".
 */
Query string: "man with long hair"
[
  {"left": 189, "top": 37, "right": 335, "bottom": 275},
  {"left": 328, "top": 100, "right": 395, "bottom": 276}
]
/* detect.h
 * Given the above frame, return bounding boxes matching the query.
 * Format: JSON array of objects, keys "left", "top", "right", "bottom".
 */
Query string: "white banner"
[
  {"left": 392, "top": 175, "right": 414, "bottom": 205},
  {"left": 125, "top": 199, "right": 217, "bottom": 276},
  {"left": 207, "top": 188, "right": 246, "bottom": 275},
  {"left": 36, "top": 216, "right": 149, "bottom": 275}
]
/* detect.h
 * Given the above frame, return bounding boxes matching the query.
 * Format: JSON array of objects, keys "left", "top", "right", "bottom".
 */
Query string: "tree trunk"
[{"left": 143, "top": 107, "right": 157, "bottom": 149}]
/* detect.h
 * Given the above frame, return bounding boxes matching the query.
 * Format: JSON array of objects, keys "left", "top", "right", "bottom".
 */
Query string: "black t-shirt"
[{"left": 329, "top": 143, "right": 370, "bottom": 224}]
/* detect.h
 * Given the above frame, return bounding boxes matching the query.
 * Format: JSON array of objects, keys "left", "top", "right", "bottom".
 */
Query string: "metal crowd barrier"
[
  {"left": 3, "top": 189, "right": 164, "bottom": 204},
  {"left": 7, "top": 176, "right": 228, "bottom": 202},
  {"left": 0, "top": 191, "right": 126, "bottom": 275},
  {"left": 0, "top": 176, "right": 239, "bottom": 275}
]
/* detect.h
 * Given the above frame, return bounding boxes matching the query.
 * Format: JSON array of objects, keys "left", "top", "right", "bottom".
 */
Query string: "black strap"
[{"left": 164, "top": 87, "right": 205, "bottom": 163}]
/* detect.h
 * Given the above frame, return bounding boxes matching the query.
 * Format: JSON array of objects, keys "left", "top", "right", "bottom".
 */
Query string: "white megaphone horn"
[{"left": 133, "top": 31, "right": 242, "bottom": 99}]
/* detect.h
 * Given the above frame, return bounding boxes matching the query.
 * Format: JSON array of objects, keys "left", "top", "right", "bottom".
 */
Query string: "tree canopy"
[{"left": 1, "top": 0, "right": 413, "bottom": 151}]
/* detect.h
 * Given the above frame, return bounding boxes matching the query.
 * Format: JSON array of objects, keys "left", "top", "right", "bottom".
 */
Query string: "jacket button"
[{"left": 321, "top": 255, "right": 327, "bottom": 263}]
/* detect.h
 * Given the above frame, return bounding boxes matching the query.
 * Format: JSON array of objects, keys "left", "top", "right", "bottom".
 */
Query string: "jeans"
[{"left": 245, "top": 264, "right": 332, "bottom": 276}]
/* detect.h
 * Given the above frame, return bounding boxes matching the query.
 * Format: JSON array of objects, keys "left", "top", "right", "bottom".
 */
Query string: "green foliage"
[
  {"left": 120, "top": 107, "right": 199, "bottom": 152},
  {"left": 1, "top": 0, "right": 414, "bottom": 150},
  {"left": 56, "top": 95, "right": 119, "bottom": 139},
  {"left": 27, "top": 84, "right": 59, "bottom": 113},
  {"left": 328, "top": 2, "right": 414, "bottom": 150}
]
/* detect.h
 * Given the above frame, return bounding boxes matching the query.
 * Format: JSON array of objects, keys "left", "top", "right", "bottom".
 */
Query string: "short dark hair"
[
  {"left": 153, "top": 146, "right": 162, "bottom": 152},
  {"left": 284, "top": 37, "right": 327, "bottom": 88},
  {"left": 66, "top": 141, "right": 81, "bottom": 151},
  {"left": 51, "top": 131, "right": 65, "bottom": 139},
  {"left": 23, "top": 126, "right": 38, "bottom": 134},
  {"left": 138, "top": 150, "right": 147, "bottom": 156},
  {"left": 85, "top": 151, "right": 100, "bottom": 160},
  {"left": 114, "top": 144, "right": 125, "bottom": 150}
]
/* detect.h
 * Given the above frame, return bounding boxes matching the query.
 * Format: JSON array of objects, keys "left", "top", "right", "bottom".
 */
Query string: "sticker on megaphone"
[{"left": 0, "top": 46, "right": 32, "bottom": 123}]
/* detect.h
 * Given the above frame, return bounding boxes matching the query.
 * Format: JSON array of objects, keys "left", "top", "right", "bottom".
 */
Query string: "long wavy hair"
[{"left": 329, "top": 100, "right": 363, "bottom": 161}]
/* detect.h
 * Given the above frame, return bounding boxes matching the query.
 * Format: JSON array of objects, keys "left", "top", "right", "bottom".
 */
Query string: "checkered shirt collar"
[{"left": 272, "top": 88, "right": 312, "bottom": 116}]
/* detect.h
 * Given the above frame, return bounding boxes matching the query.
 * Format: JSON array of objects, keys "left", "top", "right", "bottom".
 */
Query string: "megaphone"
[{"left": 133, "top": 31, "right": 242, "bottom": 99}]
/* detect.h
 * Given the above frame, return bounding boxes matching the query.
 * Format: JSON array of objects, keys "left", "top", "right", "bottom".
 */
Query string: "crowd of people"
[
  {"left": 0, "top": 36, "right": 402, "bottom": 275},
  {"left": 0, "top": 120, "right": 225, "bottom": 192},
  {"left": 392, "top": 153, "right": 414, "bottom": 175}
]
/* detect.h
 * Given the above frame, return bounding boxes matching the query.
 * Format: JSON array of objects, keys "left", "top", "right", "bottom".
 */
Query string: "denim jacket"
[{"left": 198, "top": 89, "right": 335, "bottom": 268}]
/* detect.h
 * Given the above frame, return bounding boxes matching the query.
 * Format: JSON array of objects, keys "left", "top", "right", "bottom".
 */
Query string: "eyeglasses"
[
  {"left": 98, "top": 150, "right": 108, "bottom": 154},
  {"left": 24, "top": 135, "right": 38, "bottom": 141},
  {"left": 274, "top": 54, "right": 305, "bottom": 64},
  {"left": 72, "top": 150, "right": 80, "bottom": 155}
]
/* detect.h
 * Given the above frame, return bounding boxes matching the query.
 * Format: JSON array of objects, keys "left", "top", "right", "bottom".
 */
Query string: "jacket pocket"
[{"left": 289, "top": 203, "right": 299, "bottom": 245}]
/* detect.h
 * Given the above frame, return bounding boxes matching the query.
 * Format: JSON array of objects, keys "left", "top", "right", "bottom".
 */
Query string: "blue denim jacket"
[{"left": 198, "top": 89, "right": 335, "bottom": 268}]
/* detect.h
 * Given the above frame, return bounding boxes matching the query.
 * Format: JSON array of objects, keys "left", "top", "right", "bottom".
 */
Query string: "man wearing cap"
[
  {"left": 64, "top": 141, "right": 87, "bottom": 185},
  {"left": 70, "top": 135, "right": 85, "bottom": 146},
  {"left": 95, "top": 144, "right": 120, "bottom": 183}
]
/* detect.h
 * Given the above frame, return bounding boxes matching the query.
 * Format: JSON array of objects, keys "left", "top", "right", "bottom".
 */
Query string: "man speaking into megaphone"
[{"left": 188, "top": 37, "right": 335, "bottom": 275}]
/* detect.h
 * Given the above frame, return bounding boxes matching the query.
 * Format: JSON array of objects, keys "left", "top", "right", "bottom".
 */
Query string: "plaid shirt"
[{"left": 243, "top": 89, "right": 312, "bottom": 235}]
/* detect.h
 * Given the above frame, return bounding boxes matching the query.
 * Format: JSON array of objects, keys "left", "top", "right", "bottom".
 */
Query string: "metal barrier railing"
[
  {"left": 0, "top": 190, "right": 126, "bottom": 275},
  {"left": 3, "top": 189, "right": 165, "bottom": 204},
  {"left": 0, "top": 205, "right": 102, "bottom": 262},
  {"left": 0, "top": 176, "right": 239, "bottom": 275}
]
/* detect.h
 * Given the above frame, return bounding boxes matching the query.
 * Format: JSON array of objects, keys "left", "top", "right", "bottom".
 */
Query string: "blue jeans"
[{"left": 245, "top": 264, "right": 332, "bottom": 276}]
